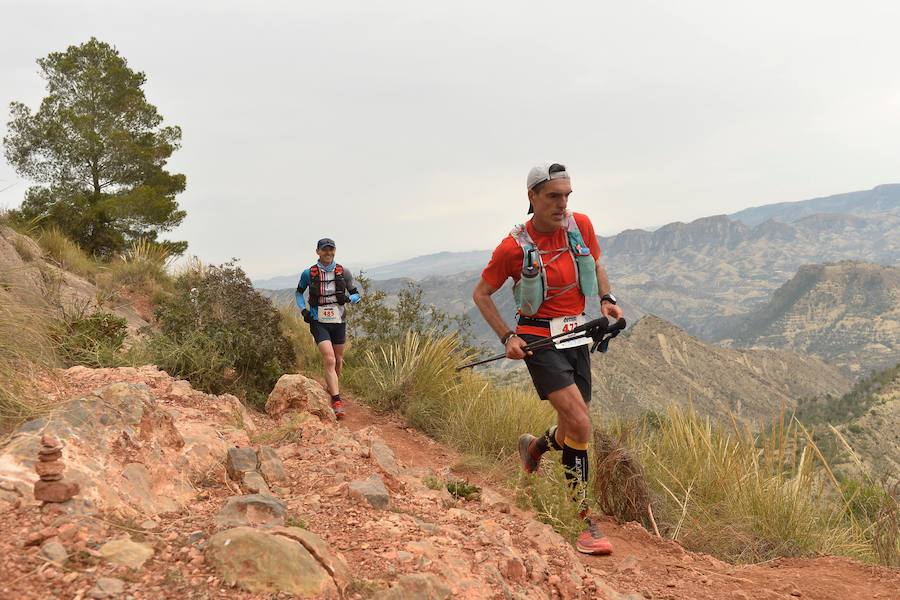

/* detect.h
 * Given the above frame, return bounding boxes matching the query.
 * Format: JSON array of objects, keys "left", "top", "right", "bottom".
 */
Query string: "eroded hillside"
[{"left": 590, "top": 315, "right": 852, "bottom": 425}]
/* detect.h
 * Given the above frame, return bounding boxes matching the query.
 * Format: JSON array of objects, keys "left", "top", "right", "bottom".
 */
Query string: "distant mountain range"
[
  {"left": 728, "top": 183, "right": 900, "bottom": 227},
  {"left": 253, "top": 184, "right": 900, "bottom": 287}
]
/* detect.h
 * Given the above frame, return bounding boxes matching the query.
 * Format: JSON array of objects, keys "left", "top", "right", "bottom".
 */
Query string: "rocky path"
[
  {"left": 0, "top": 366, "right": 897, "bottom": 599},
  {"left": 338, "top": 396, "right": 900, "bottom": 600}
]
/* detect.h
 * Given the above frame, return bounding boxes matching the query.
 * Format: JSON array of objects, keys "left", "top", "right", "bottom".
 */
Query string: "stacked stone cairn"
[{"left": 33, "top": 433, "right": 80, "bottom": 503}]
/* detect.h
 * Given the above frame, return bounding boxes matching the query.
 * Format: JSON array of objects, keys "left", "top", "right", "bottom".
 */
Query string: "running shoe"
[
  {"left": 576, "top": 515, "right": 613, "bottom": 555},
  {"left": 331, "top": 398, "right": 345, "bottom": 420},
  {"left": 517, "top": 433, "right": 541, "bottom": 474}
]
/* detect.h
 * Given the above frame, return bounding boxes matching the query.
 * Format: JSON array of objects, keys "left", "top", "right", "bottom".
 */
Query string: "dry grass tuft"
[
  {"left": 592, "top": 428, "right": 653, "bottom": 526},
  {"left": 37, "top": 227, "right": 98, "bottom": 279}
]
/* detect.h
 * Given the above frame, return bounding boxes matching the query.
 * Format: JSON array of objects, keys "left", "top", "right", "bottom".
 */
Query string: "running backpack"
[
  {"left": 511, "top": 211, "right": 599, "bottom": 316},
  {"left": 308, "top": 264, "right": 353, "bottom": 307}
]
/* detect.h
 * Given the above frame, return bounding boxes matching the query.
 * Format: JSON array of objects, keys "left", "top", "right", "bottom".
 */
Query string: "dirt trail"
[
  {"left": 1, "top": 368, "right": 897, "bottom": 600},
  {"left": 339, "top": 396, "right": 900, "bottom": 600}
]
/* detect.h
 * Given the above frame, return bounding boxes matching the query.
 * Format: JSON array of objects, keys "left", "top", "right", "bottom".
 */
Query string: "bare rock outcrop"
[{"left": 0, "top": 370, "right": 254, "bottom": 517}]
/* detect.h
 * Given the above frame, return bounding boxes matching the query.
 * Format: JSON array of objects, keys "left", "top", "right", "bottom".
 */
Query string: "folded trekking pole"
[{"left": 456, "top": 317, "right": 627, "bottom": 371}]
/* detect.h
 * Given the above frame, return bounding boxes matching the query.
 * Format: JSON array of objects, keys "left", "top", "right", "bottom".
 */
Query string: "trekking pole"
[{"left": 456, "top": 317, "right": 626, "bottom": 371}]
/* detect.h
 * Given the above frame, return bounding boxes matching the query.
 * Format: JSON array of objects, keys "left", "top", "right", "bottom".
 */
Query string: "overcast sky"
[{"left": 2, "top": 1, "right": 899, "bottom": 278}]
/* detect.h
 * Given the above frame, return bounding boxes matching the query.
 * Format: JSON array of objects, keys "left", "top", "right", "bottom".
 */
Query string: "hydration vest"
[
  {"left": 511, "top": 211, "right": 599, "bottom": 316},
  {"left": 308, "top": 263, "right": 352, "bottom": 307}
]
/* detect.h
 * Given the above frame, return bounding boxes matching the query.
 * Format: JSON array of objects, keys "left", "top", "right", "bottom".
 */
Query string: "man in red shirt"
[{"left": 472, "top": 163, "right": 623, "bottom": 555}]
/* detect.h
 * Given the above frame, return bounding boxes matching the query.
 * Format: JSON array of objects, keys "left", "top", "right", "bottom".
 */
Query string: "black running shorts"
[
  {"left": 520, "top": 334, "right": 592, "bottom": 404},
  {"left": 309, "top": 321, "right": 347, "bottom": 345}
]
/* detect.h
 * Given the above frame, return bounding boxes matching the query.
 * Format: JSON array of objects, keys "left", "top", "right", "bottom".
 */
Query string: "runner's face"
[
  {"left": 316, "top": 246, "right": 335, "bottom": 264},
  {"left": 529, "top": 179, "right": 572, "bottom": 229}
]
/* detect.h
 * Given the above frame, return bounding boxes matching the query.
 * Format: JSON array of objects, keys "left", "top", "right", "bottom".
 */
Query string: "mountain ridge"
[{"left": 253, "top": 184, "right": 900, "bottom": 286}]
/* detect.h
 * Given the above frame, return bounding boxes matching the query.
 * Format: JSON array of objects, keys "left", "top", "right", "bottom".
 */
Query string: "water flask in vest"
[{"left": 515, "top": 248, "right": 544, "bottom": 316}]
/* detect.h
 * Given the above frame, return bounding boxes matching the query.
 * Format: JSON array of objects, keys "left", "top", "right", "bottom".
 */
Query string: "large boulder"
[
  {"left": 207, "top": 527, "right": 338, "bottom": 598},
  {"left": 0, "top": 378, "right": 248, "bottom": 517},
  {"left": 265, "top": 374, "right": 335, "bottom": 422},
  {"left": 269, "top": 527, "right": 351, "bottom": 594}
]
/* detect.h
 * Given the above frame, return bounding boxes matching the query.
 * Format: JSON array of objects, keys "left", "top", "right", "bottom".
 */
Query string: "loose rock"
[
  {"left": 214, "top": 494, "right": 286, "bottom": 529},
  {"left": 349, "top": 475, "right": 390, "bottom": 510},
  {"left": 89, "top": 577, "right": 126, "bottom": 599},
  {"left": 225, "top": 447, "right": 258, "bottom": 481},
  {"left": 265, "top": 374, "right": 335, "bottom": 422},
  {"left": 257, "top": 445, "right": 286, "bottom": 484},
  {"left": 39, "top": 537, "right": 68, "bottom": 564},
  {"left": 98, "top": 537, "right": 155, "bottom": 569},
  {"left": 242, "top": 471, "right": 271, "bottom": 495}
]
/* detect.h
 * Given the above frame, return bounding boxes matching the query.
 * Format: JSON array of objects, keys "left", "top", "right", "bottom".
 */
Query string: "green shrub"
[
  {"left": 796, "top": 363, "right": 900, "bottom": 427},
  {"left": 515, "top": 460, "right": 589, "bottom": 543},
  {"left": 150, "top": 261, "right": 295, "bottom": 408},
  {"left": 52, "top": 310, "right": 128, "bottom": 368},
  {"left": 446, "top": 479, "right": 481, "bottom": 501}
]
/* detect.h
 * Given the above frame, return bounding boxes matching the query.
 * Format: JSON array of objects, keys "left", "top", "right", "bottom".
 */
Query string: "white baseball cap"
[{"left": 526, "top": 163, "right": 569, "bottom": 213}]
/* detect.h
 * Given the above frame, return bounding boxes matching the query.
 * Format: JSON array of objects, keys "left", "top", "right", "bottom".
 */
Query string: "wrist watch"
[
  {"left": 600, "top": 293, "right": 617, "bottom": 305},
  {"left": 501, "top": 331, "right": 517, "bottom": 345}
]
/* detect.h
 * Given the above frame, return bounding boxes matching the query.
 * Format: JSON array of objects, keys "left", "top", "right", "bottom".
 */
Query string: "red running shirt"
[{"left": 481, "top": 212, "right": 602, "bottom": 337}]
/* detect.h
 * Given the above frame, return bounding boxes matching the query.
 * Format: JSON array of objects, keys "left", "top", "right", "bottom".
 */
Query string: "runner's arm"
[
  {"left": 295, "top": 270, "right": 311, "bottom": 310},
  {"left": 343, "top": 269, "right": 361, "bottom": 303},
  {"left": 596, "top": 261, "right": 624, "bottom": 319},
  {"left": 472, "top": 278, "right": 529, "bottom": 359}
]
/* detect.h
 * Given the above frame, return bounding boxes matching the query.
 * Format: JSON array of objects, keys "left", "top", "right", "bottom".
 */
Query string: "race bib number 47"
[
  {"left": 549, "top": 314, "right": 590, "bottom": 349},
  {"left": 318, "top": 305, "right": 341, "bottom": 323}
]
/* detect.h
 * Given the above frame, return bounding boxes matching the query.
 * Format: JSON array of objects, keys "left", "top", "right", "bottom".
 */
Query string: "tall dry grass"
[
  {"left": 596, "top": 405, "right": 894, "bottom": 564},
  {"left": 0, "top": 285, "right": 56, "bottom": 428},
  {"left": 351, "top": 331, "right": 554, "bottom": 459},
  {"left": 108, "top": 238, "right": 172, "bottom": 288},
  {"left": 37, "top": 226, "right": 98, "bottom": 279}
]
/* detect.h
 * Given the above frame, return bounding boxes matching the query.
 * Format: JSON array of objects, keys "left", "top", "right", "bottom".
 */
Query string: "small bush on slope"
[
  {"left": 51, "top": 310, "right": 128, "bottom": 368},
  {"left": 150, "top": 261, "right": 295, "bottom": 409}
]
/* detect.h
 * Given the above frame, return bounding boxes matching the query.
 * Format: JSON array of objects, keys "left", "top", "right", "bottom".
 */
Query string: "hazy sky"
[{"left": 2, "top": 1, "right": 899, "bottom": 278}]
